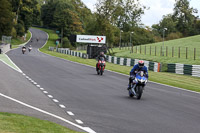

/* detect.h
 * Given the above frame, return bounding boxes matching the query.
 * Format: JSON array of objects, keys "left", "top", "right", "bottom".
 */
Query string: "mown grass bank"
[
  {"left": 38, "top": 27, "right": 200, "bottom": 92},
  {"left": 0, "top": 112, "right": 82, "bottom": 133},
  {"left": 109, "top": 35, "right": 200, "bottom": 65}
]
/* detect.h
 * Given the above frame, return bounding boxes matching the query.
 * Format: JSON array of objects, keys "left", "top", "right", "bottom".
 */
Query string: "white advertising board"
[{"left": 76, "top": 35, "right": 106, "bottom": 44}]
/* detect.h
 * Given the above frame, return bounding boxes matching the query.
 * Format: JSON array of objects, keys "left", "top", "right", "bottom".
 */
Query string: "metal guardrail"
[
  {"left": 168, "top": 63, "right": 200, "bottom": 77},
  {"left": 49, "top": 47, "right": 88, "bottom": 59}
]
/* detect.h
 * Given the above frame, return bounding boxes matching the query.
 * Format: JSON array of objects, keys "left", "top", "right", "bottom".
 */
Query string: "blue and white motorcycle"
[{"left": 128, "top": 71, "right": 148, "bottom": 99}]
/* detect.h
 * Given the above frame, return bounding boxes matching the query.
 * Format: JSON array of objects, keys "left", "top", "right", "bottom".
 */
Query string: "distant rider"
[
  {"left": 127, "top": 60, "right": 148, "bottom": 90},
  {"left": 96, "top": 52, "right": 106, "bottom": 71},
  {"left": 22, "top": 46, "right": 26, "bottom": 50},
  {"left": 28, "top": 45, "right": 32, "bottom": 52}
]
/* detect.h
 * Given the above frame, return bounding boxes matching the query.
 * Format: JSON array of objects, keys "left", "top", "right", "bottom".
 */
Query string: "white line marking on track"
[
  {"left": 40, "top": 88, "right": 44, "bottom": 90},
  {"left": 67, "top": 111, "right": 74, "bottom": 116},
  {"left": 48, "top": 95, "right": 53, "bottom": 98},
  {"left": 53, "top": 99, "right": 59, "bottom": 103},
  {"left": 59, "top": 104, "right": 66, "bottom": 108},
  {"left": 33, "top": 82, "right": 37, "bottom": 85},
  {"left": 22, "top": 73, "right": 26, "bottom": 76},
  {"left": 43, "top": 91, "right": 48, "bottom": 94},
  {"left": 76, "top": 120, "right": 83, "bottom": 124},
  {"left": 0, "top": 92, "right": 96, "bottom": 133},
  {"left": 36, "top": 85, "right": 41, "bottom": 88}
]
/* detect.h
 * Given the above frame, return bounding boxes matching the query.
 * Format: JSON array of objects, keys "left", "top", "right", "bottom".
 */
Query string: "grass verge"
[
  {"left": 11, "top": 31, "right": 31, "bottom": 46},
  {"left": 37, "top": 27, "right": 200, "bottom": 92},
  {"left": 0, "top": 112, "right": 82, "bottom": 133}
]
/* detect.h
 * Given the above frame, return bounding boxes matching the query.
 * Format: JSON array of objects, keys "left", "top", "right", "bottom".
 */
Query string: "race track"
[{"left": 7, "top": 28, "right": 200, "bottom": 133}]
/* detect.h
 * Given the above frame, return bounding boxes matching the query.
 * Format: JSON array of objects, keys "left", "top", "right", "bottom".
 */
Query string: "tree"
[
  {"left": 18, "top": 0, "right": 39, "bottom": 32},
  {"left": 95, "top": 0, "right": 146, "bottom": 45},
  {"left": 0, "top": 0, "right": 13, "bottom": 38},
  {"left": 172, "top": 0, "right": 197, "bottom": 36}
]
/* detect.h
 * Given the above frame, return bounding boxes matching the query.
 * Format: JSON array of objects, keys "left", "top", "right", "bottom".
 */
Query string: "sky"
[{"left": 81, "top": 0, "right": 200, "bottom": 27}]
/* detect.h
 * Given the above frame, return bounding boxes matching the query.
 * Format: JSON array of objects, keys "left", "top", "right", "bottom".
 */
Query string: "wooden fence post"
[
  {"left": 160, "top": 46, "right": 162, "bottom": 56},
  {"left": 150, "top": 46, "right": 151, "bottom": 55},
  {"left": 186, "top": 47, "right": 188, "bottom": 59},
  {"left": 194, "top": 48, "right": 196, "bottom": 60},
  {"left": 178, "top": 47, "right": 180, "bottom": 58},
  {"left": 155, "top": 46, "right": 156, "bottom": 56}
]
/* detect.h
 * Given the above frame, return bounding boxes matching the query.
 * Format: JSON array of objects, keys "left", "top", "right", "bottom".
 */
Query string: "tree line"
[
  {"left": 0, "top": 0, "right": 40, "bottom": 39},
  {"left": 0, "top": 0, "right": 199, "bottom": 48},
  {"left": 152, "top": 0, "right": 200, "bottom": 41}
]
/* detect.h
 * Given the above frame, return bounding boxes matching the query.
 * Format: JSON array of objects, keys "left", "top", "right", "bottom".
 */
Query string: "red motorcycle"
[{"left": 96, "top": 57, "right": 106, "bottom": 75}]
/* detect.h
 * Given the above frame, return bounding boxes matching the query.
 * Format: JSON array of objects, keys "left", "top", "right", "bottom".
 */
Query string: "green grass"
[
  {"left": 108, "top": 35, "right": 200, "bottom": 65},
  {"left": 0, "top": 54, "right": 21, "bottom": 72},
  {"left": 0, "top": 112, "right": 82, "bottom": 133},
  {"left": 11, "top": 31, "right": 31, "bottom": 46},
  {"left": 38, "top": 27, "right": 200, "bottom": 92}
]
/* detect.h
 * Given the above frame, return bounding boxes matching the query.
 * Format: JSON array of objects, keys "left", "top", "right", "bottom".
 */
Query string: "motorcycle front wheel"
[
  {"left": 100, "top": 66, "right": 104, "bottom": 75},
  {"left": 135, "top": 86, "right": 143, "bottom": 100}
]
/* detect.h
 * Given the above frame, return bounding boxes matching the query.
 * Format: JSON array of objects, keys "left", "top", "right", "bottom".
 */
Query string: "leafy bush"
[
  {"left": 166, "top": 32, "right": 183, "bottom": 40},
  {"left": 62, "top": 37, "right": 73, "bottom": 49}
]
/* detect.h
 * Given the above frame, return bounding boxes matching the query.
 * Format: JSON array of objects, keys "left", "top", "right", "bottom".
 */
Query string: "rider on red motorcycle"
[
  {"left": 96, "top": 52, "right": 106, "bottom": 71},
  {"left": 127, "top": 60, "right": 148, "bottom": 90}
]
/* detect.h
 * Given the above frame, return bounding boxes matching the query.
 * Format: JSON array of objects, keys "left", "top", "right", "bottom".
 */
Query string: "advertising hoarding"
[{"left": 76, "top": 35, "right": 106, "bottom": 44}]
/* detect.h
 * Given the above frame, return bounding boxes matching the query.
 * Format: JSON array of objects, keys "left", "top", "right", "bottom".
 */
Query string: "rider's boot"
[{"left": 127, "top": 84, "right": 131, "bottom": 90}]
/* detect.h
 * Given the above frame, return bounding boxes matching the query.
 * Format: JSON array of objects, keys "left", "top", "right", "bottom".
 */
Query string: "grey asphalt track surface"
[
  {"left": 0, "top": 61, "right": 83, "bottom": 132},
  {"left": 7, "top": 28, "right": 200, "bottom": 133}
]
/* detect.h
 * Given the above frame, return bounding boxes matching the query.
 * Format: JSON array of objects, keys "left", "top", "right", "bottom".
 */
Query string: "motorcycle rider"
[
  {"left": 22, "top": 46, "right": 26, "bottom": 51},
  {"left": 96, "top": 51, "right": 106, "bottom": 71},
  {"left": 28, "top": 45, "right": 32, "bottom": 52},
  {"left": 127, "top": 60, "right": 148, "bottom": 90},
  {"left": 22, "top": 46, "right": 26, "bottom": 54}
]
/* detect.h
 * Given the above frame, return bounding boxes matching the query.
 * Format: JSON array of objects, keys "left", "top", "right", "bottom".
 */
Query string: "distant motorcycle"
[
  {"left": 28, "top": 47, "right": 32, "bottom": 52},
  {"left": 96, "top": 57, "right": 106, "bottom": 75},
  {"left": 22, "top": 47, "right": 26, "bottom": 54},
  {"left": 128, "top": 71, "right": 148, "bottom": 99}
]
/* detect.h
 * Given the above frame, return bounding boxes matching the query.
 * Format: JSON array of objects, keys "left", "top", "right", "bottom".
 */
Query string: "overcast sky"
[{"left": 81, "top": 0, "right": 200, "bottom": 27}]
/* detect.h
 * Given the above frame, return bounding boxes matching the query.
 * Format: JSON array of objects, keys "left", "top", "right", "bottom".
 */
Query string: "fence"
[
  {"left": 127, "top": 45, "right": 200, "bottom": 60},
  {"left": 168, "top": 63, "right": 200, "bottom": 77},
  {"left": 49, "top": 47, "right": 88, "bottom": 59},
  {"left": 76, "top": 45, "right": 87, "bottom": 51}
]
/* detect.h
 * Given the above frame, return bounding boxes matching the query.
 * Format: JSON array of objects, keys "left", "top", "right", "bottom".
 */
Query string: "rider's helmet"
[
  {"left": 100, "top": 51, "right": 104, "bottom": 56},
  {"left": 138, "top": 60, "right": 144, "bottom": 68}
]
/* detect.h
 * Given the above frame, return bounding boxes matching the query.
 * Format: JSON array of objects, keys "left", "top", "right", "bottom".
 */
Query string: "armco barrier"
[
  {"left": 49, "top": 47, "right": 88, "bottom": 59},
  {"left": 49, "top": 47, "right": 161, "bottom": 72},
  {"left": 167, "top": 63, "right": 200, "bottom": 77},
  {"left": 105, "top": 55, "right": 161, "bottom": 72}
]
